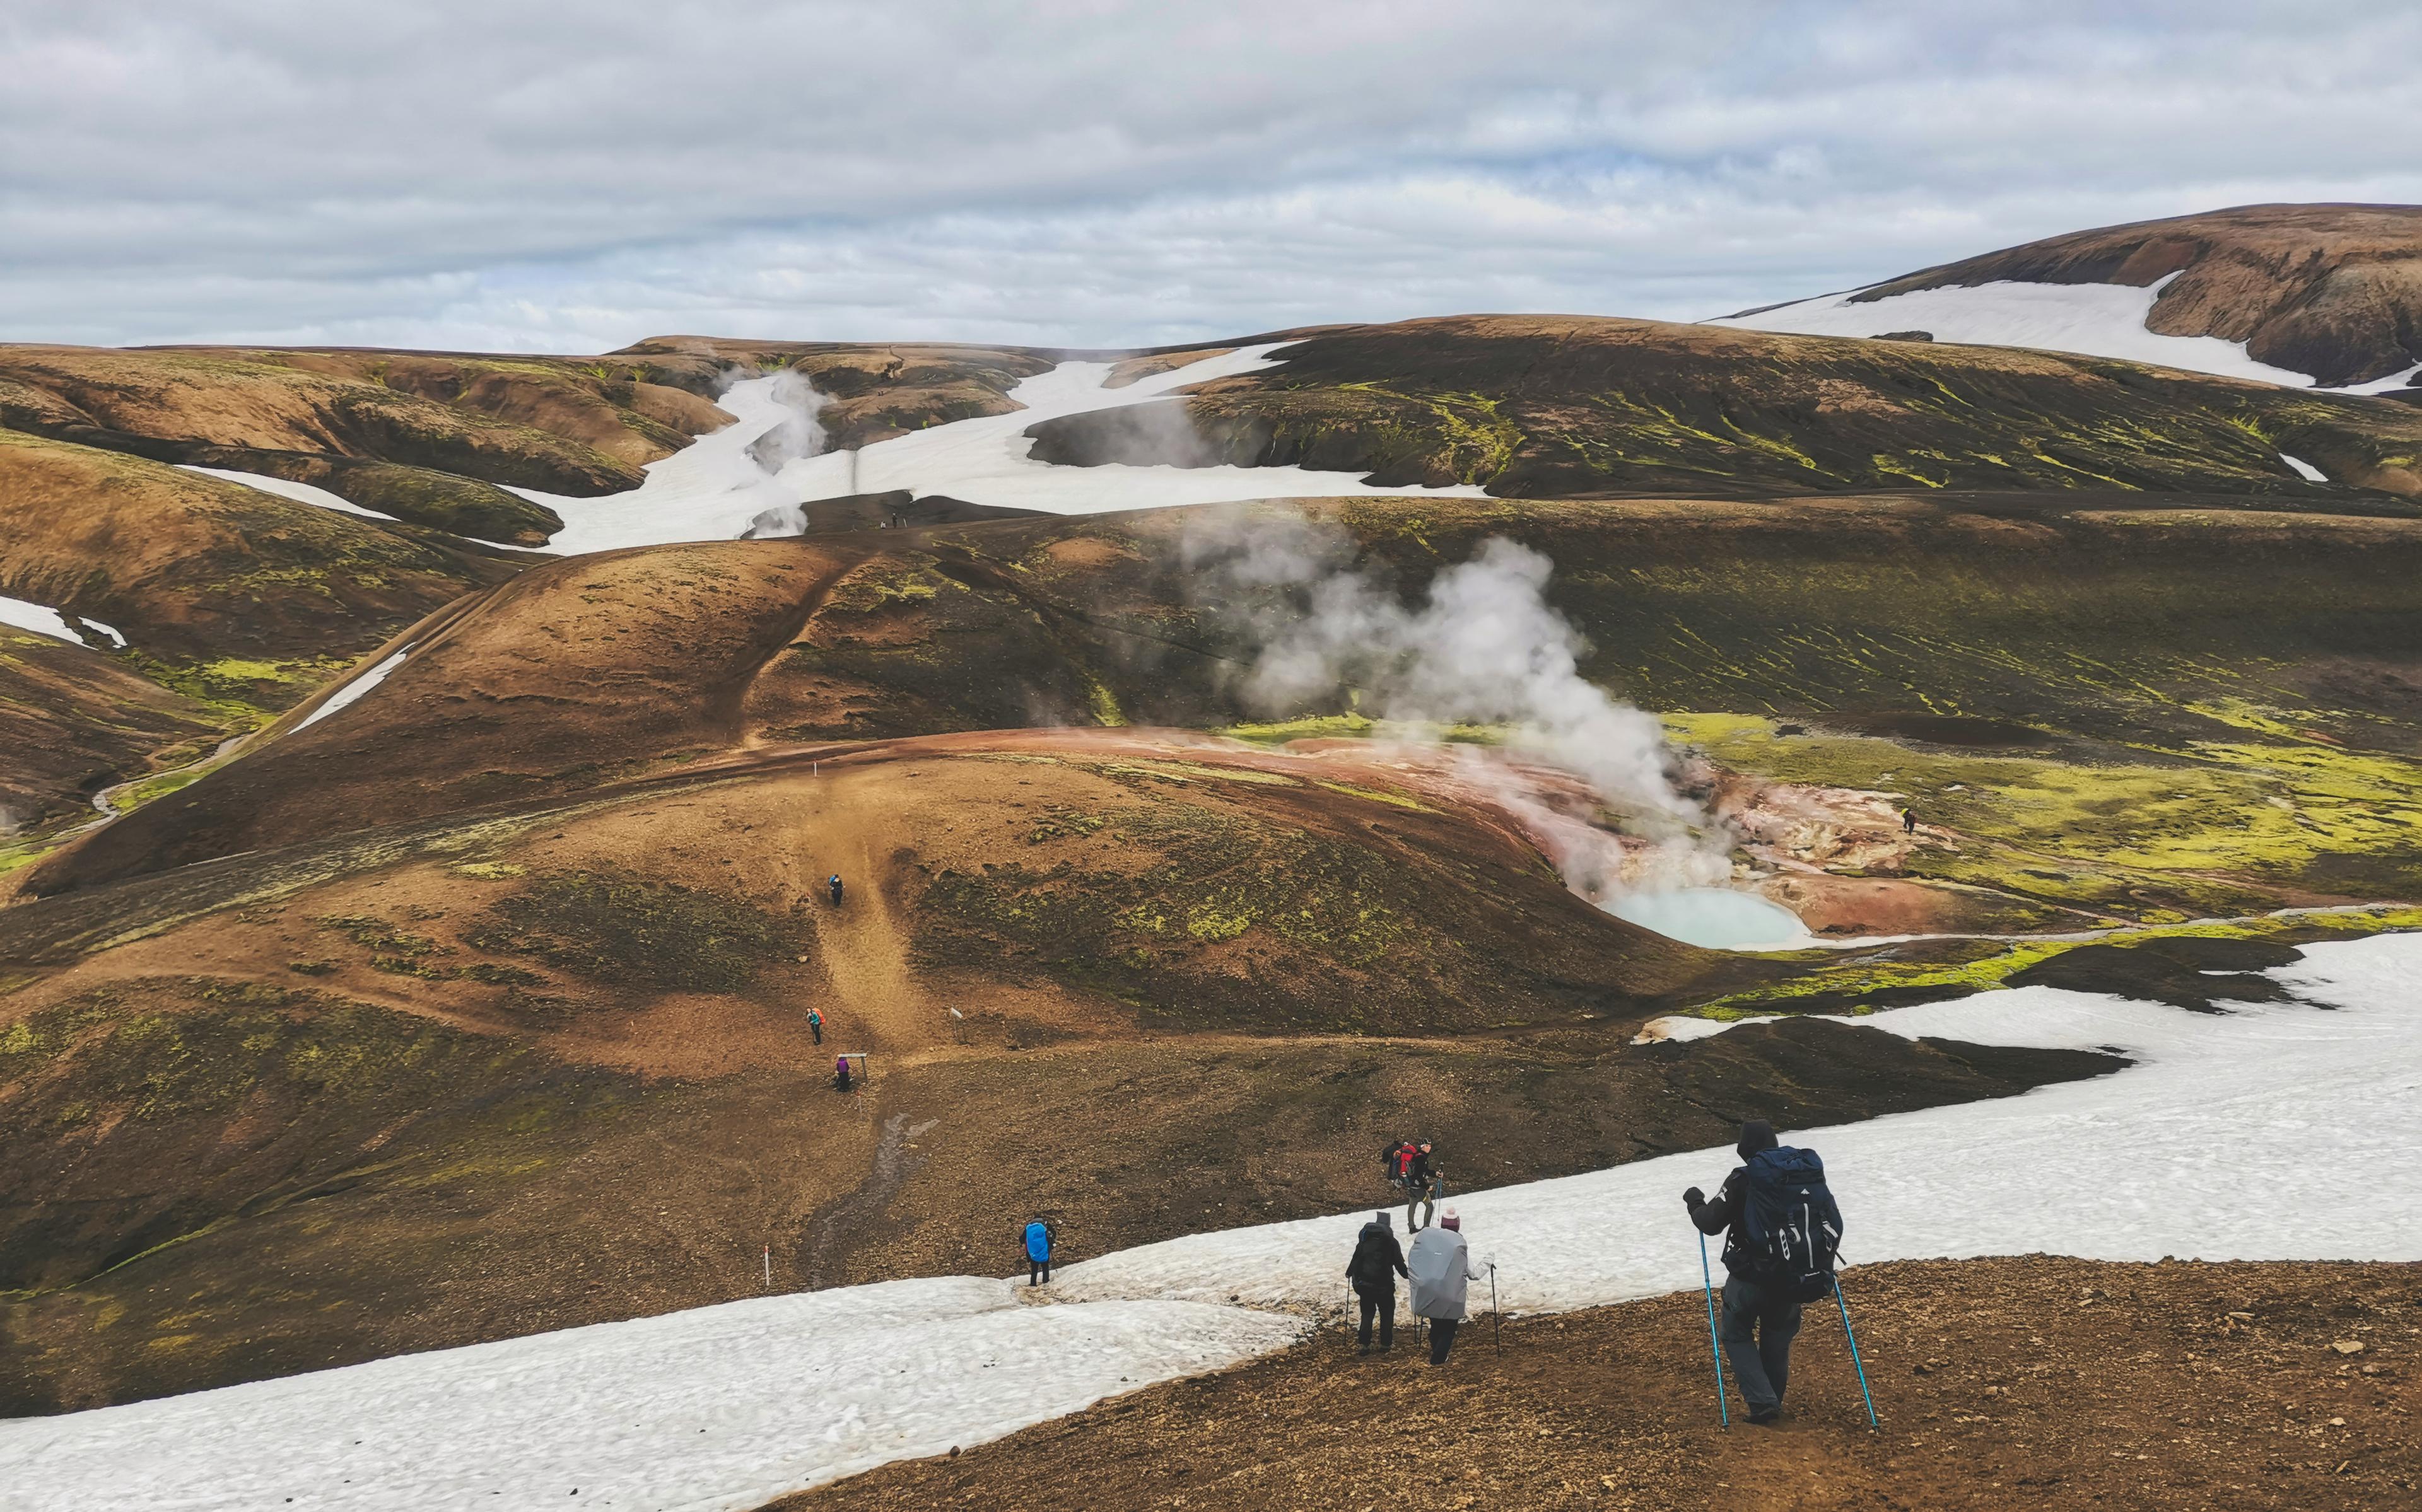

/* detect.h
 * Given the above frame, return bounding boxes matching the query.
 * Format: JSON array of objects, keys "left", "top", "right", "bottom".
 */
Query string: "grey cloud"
[{"left": 1, "top": 1, "right": 2414, "bottom": 348}]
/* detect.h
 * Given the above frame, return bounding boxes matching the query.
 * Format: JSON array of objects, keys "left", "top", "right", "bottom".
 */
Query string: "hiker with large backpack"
[
  {"left": 1023, "top": 1219, "right": 1055, "bottom": 1286},
  {"left": 1343, "top": 1212, "right": 1410, "bottom": 1354},
  {"left": 1407, "top": 1209, "right": 1485, "bottom": 1365},
  {"left": 1683, "top": 1120, "right": 1842, "bottom": 1424}
]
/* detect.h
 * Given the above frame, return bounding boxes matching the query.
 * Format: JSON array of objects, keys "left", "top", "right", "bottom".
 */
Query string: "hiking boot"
[{"left": 1748, "top": 1406, "right": 1781, "bottom": 1426}]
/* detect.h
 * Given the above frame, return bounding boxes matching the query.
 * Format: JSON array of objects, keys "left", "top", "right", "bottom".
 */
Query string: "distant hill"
[{"left": 1716, "top": 203, "right": 2422, "bottom": 388}]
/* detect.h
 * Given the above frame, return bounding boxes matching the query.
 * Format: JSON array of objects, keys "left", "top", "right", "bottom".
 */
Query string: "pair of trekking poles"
[{"left": 1696, "top": 1231, "right": 1878, "bottom": 1429}]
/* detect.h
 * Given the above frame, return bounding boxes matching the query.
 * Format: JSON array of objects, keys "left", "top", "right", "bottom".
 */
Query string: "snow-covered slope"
[
  {"left": 0, "top": 593, "right": 124, "bottom": 649},
  {"left": 4, "top": 933, "right": 2412, "bottom": 1511},
  {"left": 518, "top": 344, "right": 1487, "bottom": 556},
  {"left": 176, "top": 465, "right": 399, "bottom": 522},
  {"left": 0, "top": 1281, "right": 1294, "bottom": 1512},
  {"left": 1062, "top": 934, "right": 2420, "bottom": 1315},
  {"left": 1710, "top": 276, "right": 2317, "bottom": 387}
]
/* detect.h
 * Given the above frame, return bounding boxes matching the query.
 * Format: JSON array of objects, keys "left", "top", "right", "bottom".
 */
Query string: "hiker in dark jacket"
[
  {"left": 1343, "top": 1212, "right": 1409, "bottom": 1354},
  {"left": 1685, "top": 1120, "right": 1801, "bottom": 1424},
  {"left": 828, "top": 874, "right": 845, "bottom": 907},
  {"left": 1400, "top": 1141, "right": 1439, "bottom": 1231}
]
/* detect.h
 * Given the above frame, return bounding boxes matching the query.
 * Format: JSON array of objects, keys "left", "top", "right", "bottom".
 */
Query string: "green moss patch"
[{"left": 467, "top": 869, "right": 807, "bottom": 992}]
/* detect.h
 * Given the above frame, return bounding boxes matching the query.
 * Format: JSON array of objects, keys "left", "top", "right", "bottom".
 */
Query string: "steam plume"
[
  {"left": 1183, "top": 507, "right": 1728, "bottom": 897},
  {"left": 730, "top": 366, "right": 831, "bottom": 538}
]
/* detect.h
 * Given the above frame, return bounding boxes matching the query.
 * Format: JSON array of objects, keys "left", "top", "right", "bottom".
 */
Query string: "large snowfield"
[
  {"left": 159, "top": 344, "right": 1482, "bottom": 560},
  {"left": 527, "top": 343, "right": 1485, "bottom": 556},
  {"left": 3, "top": 933, "right": 2413, "bottom": 1512},
  {"left": 1711, "top": 276, "right": 2321, "bottom": 387}
]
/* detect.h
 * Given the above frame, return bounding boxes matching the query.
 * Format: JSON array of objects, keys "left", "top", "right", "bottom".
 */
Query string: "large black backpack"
[{"left": 1738, "top": 1146, "right": 1843, "bottom": 1302}]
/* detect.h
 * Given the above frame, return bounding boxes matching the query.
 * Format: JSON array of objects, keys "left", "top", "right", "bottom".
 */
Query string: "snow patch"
[
  {"left": 178, "top": 465, "right": 397, "bottom": 522},
  {"left": 2279, "top": 453, "right": 2329, "bottom": 484},
  {"left": 294, "top": 648, "right": 410, "bottom": 731},
  {"left": 1711, "top": 277, "right": 2317, "bottom": 388},
  {"left": 2336, "top": 361, "right": 2422, "bottom": 397},
  {"left": 524, "top": 344, "right": 1487, "bottom": 555},
  {"left": 0, "top": 592, "right": 125, "bottom": 649},
  {"left": 0, "top": 1276, "right": 1295, "bottom": 1512}
]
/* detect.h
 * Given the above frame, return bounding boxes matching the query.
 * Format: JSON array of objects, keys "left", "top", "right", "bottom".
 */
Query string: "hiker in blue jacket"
[
  {"left": 1685, "top": 1120, "right": 1803, "bottom": 1424},
  {"left": 1023, "top": 1219, "right": 1055, "bottom": 1286}
]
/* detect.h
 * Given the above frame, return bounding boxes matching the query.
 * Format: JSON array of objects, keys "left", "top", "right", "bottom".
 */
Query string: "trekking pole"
[
  {"left": 1697, "top": 1231, "right": 1729, "bottom": 1428},
  {"left": 1833, "top": 1277, "right": 1880, "bottom": 1429},
  {"left": 1489, "top": 1264, "right": 1501, "bottom": 1355}
]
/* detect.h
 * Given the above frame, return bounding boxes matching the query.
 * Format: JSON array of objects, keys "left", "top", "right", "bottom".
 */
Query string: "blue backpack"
[
  {"left": 1024, "top": 1221, "right": 1050, "bottom": 1262},
  {"left": 1738, "top": 1146, "right": 1843, "bottom": 1302}
]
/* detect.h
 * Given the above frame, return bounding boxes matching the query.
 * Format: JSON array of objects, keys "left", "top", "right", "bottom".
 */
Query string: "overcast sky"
[{"left": 3, "top": 1, "right": 2415, "bottom": 352}]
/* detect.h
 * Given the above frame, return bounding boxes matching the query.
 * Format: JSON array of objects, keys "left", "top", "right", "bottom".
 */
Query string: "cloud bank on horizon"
[{"left": 3, "top": 1, "right": 2417, "bottom": 352}]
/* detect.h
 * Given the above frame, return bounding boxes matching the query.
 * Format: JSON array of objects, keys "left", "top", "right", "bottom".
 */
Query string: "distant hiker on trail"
[
  {"left": 1901, "top": 806, "right": 1917, "bottom": 835},
  {"left": 1344, "top": 1211, "right": 1409, "bottom": 1354},
  {"left": 833, "top": 1055, "right": 853, "bottom": 1093},
  {"left": 1685, "top": 1119, "right": 1844, "bottom": 1425},
  {"left": 1407, "top": 1209, "right": 1484, "bottom": 1366},
  {"left": 807, "top": 1008, "right": 823, "bottom": 1046},
  {"left": 828, "top": 874, "right": 845, "bottom": 907},
  {"left": 1024, "top": 1219, "right": 1055, "bottom": 1286},
  {"left": 1406, "top": 1141, "right": 1442, "bottom": 1231}
]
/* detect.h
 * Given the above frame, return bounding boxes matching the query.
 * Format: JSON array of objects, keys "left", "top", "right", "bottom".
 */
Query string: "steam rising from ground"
[
  {"left": 1184, "top": 509, "right": 1731, "bottom": 900},
  {"left": 731, "top": 367, "right": 829, "bottom": 538}
]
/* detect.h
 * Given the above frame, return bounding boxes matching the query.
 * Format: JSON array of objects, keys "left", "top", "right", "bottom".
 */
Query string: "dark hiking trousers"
[
  {"left": 1355, "top": 1286, "right": 1395, "bottom": 1350},
  {"left": 1029, "top": 1260, "right": 1051, "bottom": 1286},
  {"left": 1719, "top": 1272, "right": 1801, "bottom": 1413},
  {"left": 1427, "top": 1316, "right": 1461, "bottom": 1364},
  {"left": 810, "top": 1021, "right": 822, "bottom": 1045}
]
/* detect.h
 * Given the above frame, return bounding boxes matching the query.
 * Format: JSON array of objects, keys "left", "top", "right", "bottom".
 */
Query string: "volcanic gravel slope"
[
  {"left": 0, "top": 721, "right": 2154, "bottom": 1410},
  {"left": 1029, "top": 314, "right": 2422, "bottom": 499},
  {"left": 30, "top": 488, "right": 2422, "bottom": 923},
  {"left": 0, "top": 426, "right": 527, "bottom": 761},
  {"left": 0, "top": 622, "right": 223, "bottom": 833},
  {"left": 783, "top": 1257, "right": 2421, "bottom": 1512}
]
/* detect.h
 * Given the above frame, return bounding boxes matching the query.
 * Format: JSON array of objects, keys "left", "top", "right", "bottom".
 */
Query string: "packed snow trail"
[
  {"left": 1058, "top": 934, "right": 2420, "bottom": 1315},
  {"left": 0, "top": 1282, "right": 1296, "bottom": 1512},
  {"left": 1711, "top": 274, "right": 2317, "bottom": 387},
  {"left": 1, "top": 934, "right": 2412, "bottom": 1511},
  {"left": 520, "top": 344, "right": 1487, "bottom": 555}
]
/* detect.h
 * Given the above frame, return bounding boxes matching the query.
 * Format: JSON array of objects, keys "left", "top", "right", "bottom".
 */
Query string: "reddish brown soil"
[
  {"left": 0, "top": 731, "right": 2128, "bottom": 1410},
  {"left": 782, "top": 1257, "right": 2421, "bottom": 1512},
  {"left": 0, "top": 427, "right": 519, "bottom": 665}
]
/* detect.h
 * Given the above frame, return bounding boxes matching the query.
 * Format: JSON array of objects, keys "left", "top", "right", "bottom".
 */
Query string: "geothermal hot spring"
[{"left": 1605, "top": 888, "right": 1808, "bottom": 950}]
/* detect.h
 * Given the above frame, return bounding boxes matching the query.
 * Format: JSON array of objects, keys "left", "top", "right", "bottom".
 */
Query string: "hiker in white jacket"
[{"left": 1406, "top": 1209, "right": 1485, "bottom": 1365}]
